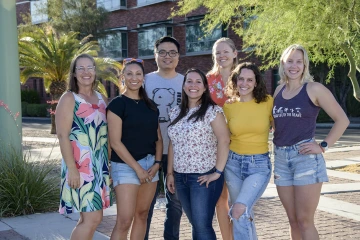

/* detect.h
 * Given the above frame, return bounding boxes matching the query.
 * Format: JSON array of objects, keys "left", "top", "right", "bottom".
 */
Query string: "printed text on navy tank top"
[{"left": 272, "top": 105, "right": 302, "bottom": 118}]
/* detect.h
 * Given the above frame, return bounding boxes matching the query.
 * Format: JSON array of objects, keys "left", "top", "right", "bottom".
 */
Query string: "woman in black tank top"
[{"left": 272, "top": 44, "right": 349, "bottom": 240}]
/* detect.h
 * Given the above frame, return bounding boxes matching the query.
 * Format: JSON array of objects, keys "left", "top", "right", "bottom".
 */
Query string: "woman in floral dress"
[
  {"left": 206, "top": 37, "right": 238, "bottom": 240},
  {"left": 56, "top": 54, "right": 111, "bottom": 240}
]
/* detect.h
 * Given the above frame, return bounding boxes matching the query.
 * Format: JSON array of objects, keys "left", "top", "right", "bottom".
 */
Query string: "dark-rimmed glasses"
[
  {"left": 156, "top": 50, "right": 179, "bottom": 57},
  {"left": 123, "top": 58, "right": 144, "bottom": 65}
]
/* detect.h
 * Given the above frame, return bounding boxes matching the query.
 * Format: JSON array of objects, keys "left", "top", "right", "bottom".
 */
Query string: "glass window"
[
  {"left": 137, "top": 0, "right": 165, "bottom": 6},
  {"left": 186, "top": 23, "right": 223, "bottom": 53},
  {"left": 98, "top": 31, "right": 128, "bottom": 59},
  {"left": 62, "top": 0, "right": 80, "bottom": 18},
  {"left": 138, "top": 27, "right": 172, "bottom": 57},
  {"left": 97, "top": 0, "right": 126, "bottom": 11},
  {"left": 31, "top": 0, "right": 48, "bottom": 24}
]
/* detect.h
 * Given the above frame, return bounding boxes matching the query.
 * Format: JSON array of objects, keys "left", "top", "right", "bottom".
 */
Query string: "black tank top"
[{"left": 273, "top": 83, "right": 320, "bottom": 146}]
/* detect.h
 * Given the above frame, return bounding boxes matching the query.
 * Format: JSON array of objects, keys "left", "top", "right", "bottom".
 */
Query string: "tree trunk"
[
  {"left": 50, "top": 114, "right": 56, "bottom": 134},
  {"left": 49, "top": 80, "right": 67, "bottom": 134},
  {"left": 336, "top": 66, "right": 352, "bottom": 114},
  {"left": 340, "top": 43, "right": 360, "bottom": 102}
]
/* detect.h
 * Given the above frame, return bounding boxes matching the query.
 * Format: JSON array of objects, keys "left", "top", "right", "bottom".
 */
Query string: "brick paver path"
[{"left": 97, "top": 196, "right": 360, "bottom": 239}]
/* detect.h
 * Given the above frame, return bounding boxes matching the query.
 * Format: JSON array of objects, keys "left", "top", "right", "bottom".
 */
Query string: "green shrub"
[
  {"left": 21, "top": 90, "right": 40, "bottom": 104},
  {"left": 317, "top": 109, "right": 332, "bottom": 123},
  {"left": 21, "top": 102, "right": 29, "bottom": 116},
  {"left": 26, "top": 104, "right": 48, "bottom": 117},
  {"left": 0, "top": 147, "right": 59, "bottom": 217}
]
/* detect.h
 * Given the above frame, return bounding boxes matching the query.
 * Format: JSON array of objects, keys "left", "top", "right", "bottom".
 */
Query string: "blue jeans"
[
  {"left": 145, "top": 155, "right": 183, "bottom": 240},
  {"left": 175, "top": 168, "right": 224, "bottom": 240},
  {"left": 225, "top": 151, "right": 271, "bottom": 240}
]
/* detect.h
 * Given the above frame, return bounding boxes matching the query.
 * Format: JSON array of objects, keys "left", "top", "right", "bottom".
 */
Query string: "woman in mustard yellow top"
[{"left": 223, "top": 62, "right": 273, "bottom": 240}]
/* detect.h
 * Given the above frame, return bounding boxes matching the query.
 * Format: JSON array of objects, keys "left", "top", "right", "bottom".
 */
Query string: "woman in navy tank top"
[{"left": 272, "top": 44, "right": 349, "bottom": 240}]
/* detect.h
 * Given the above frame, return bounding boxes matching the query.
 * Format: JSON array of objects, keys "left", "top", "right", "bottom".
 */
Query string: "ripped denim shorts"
[{"left": 274, "top": 138, "right": 329, "bottom": 186}]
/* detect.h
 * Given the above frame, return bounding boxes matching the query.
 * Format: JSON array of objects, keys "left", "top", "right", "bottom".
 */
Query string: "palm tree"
[{"left": 18, "top": 26, "right": 122, "bottom": 133}]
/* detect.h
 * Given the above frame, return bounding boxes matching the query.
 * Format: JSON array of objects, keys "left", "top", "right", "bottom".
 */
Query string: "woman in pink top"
[{"left": 207, "top": 37, "right": 238, "bottom": 240}]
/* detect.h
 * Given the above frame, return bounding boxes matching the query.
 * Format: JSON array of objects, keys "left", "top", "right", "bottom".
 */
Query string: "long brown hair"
[
  {"left": 68, "top": 54, "right": 96, "bottom": 93},
  {"left": 225, "top": 62, "right": 268, "bottom": 103}
]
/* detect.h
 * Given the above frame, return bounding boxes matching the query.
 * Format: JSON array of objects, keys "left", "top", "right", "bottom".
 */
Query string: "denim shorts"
[
  {"left": 111, "top": 154, "right": 159, "bottom": 187},
  {"left": 274, "top": 138, "right": 329, "bottom": 186}
]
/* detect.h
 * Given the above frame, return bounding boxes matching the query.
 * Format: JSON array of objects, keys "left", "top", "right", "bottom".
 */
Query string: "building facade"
[{"left": 16, "top": 0, "right": 276, "bottom": 102}]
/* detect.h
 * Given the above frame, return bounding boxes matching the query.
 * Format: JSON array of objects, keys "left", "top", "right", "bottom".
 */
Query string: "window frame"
[
  {"left": 185, "top": 17, "right": 227, "bottom": 55},
  {"left": 137, "top": 0, "right": 173, "bottom": 7},
  {"left": 137, "top": 23, "right": 173, "bottom": 58},
  {"left": 98, "top": 28, "right": 128, "bottom": 60},
  {"left": 97, "top": 0, "right": 127, "bottom": 11},
  {"left": 30, "top": 0, "right": 48, "bottom": 24}
]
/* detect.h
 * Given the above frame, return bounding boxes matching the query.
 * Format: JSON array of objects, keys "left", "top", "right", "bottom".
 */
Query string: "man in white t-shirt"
[{"left": 145, "top": 36, "right": 183, "bottom": 240}]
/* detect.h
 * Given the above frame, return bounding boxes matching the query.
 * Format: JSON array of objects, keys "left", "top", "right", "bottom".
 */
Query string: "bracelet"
[
  {"left": 215, "top": 168, "right": 223, "bottom": 175},
  {"left": 166, "top": 172, "right": 174, "bottom": 177},
  {"left": 154, "top": 160, "right": 162, "bottom": 166}
]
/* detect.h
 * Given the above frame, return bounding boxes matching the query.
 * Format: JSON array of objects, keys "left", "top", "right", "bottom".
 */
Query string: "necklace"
[{"left": 123, "top": 93, "right": 141, "bottom": 104}]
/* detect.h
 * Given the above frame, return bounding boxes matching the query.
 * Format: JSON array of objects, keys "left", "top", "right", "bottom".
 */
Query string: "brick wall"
[
  {"left": 16, "top": 0, "right": 276, "bottom": 100},
  {"left": 16, "top": 0, "right": 30, "bottom": 25}
]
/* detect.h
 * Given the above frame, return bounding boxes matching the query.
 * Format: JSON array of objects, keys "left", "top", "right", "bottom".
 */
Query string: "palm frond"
[{"left": 96, "top": 81, "right": 108, "bottom": 98}]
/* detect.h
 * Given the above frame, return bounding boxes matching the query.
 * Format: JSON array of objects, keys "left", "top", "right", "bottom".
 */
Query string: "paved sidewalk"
[{"left": 1, "top": 142, "right": 359, "bottom": 239}]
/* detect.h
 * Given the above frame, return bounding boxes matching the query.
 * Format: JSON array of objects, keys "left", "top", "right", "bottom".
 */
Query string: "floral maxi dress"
[{"left": 59, "top": 92, "right": 111, "bottom": 214}]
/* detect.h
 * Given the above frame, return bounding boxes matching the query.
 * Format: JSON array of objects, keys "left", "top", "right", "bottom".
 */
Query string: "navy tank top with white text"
[{"left": 273, "top": 83, "right": 320, "bottom": 146}]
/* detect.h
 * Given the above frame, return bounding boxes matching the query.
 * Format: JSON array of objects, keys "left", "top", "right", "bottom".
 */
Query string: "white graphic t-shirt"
[{"left": 145, "top": 72, "right": 184, "bottom": 154}]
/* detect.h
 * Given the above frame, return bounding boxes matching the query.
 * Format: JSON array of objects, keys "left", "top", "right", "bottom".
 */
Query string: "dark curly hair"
[{"left": 225, "top": 62, "right": 268, "bottom": 103}]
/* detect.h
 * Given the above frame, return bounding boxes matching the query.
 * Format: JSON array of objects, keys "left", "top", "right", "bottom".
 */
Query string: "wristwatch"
[
  {"left": 215, "top": 168, "right": 224, "bottom": 175},
  {"left": 154, "top": 160, "right": 162, "bottom": 167},
  {"left": 319, "top": 141, "right": 329, "bottom": 152}
]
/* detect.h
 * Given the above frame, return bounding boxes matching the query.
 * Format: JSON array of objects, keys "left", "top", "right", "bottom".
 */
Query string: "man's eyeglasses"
[
  {"left": 156, "top": 50, "right": 179, "bottom": 57},
  {"left": 123, "top": 58, "right": 144, "bottom": 65},
  {"left": 75, "top": 66, "right": 96, "bottom": 73}
]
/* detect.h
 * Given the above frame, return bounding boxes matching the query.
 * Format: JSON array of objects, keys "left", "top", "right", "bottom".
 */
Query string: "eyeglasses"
[
  {"left": 75, "top": 66, "right": 96, "bottom": 73},
  {"left": 156, "top": 50, "right": 179, "bottom": 57},
  {"left": 123, "top": 58, "right": 144, "bottom": 65}
]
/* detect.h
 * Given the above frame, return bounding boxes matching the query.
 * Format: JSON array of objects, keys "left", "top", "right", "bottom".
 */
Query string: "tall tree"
[
  {"left": 173, "top": 0, "right": 360, "bottom": 101},
  {"left": 27, "top": 0, "right": 109, "bottom": 39},
  {"left": 18, "top": 26, "right": 122, "bottom": 133}
]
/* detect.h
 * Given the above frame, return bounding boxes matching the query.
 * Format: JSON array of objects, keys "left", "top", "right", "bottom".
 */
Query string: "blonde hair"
[
  {"left": 278, "top": 44, "right": 313, "bottom": 84},
  {"left": 208, "top": 37, "right": 238, "bottom": 75}
]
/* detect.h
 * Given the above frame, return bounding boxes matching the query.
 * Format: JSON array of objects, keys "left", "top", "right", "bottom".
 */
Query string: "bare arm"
[
  {"left": 102, "top": 94, "right": 111, "bottom": 160},
  {"left": 299, "top": 83, "right": 349, "bottom": 154},
  {"left": 310, "top": 82, "right": 349, "bottom": 146},
  {"left": 55, "top": 92, "right": 80, "bottom": 188},
  {"left": 270, "top": 120, "right": 275, "bottom": 132},
  {"left": 166, "top": 139, "right": 176, "bottom": 193},
  {"left": 212, "top": 113, "right": 230, "bottom": 172},
  {"left": 147, "top": 124, "right": 163, "bottom": 178},
  {"left": 198, "top": 112, "right": 230, "bottom": 187},
  {"left": 107, "top": 110, "right": 151, "bottom": 184}
]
